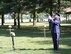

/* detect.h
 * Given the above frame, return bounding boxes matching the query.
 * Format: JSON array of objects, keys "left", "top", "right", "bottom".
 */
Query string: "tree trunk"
[
  {"left": 21, "top": 13, "right": 23, "bottom": 23},
  {"left": 56, "top": 0, "right": 61, "bottom": 27},
  {"left": 49, "top": 0, "right": 53, "bottom": 30},
  {"left": 56, "top": 0, "right": 60, "bottom": 14},
  {"left": 33, "top": 11, "right": 36, "bottom": 27},
  {"left": 1, "top": 13, "right": 4, "bottom": 25},
  {"left": 14, "top": 13, "right": 17, "bottom": 26},
  {"left": 17, "top": 12, "right": 20, "bottom": 29},
  {"left": 37, "top": 14, "right": 39, "bottom": 22}
]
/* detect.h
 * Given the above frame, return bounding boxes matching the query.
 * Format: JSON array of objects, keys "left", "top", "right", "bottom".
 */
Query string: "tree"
[
  {"left": 11, "top": 0, "right": 24, "bottom": 29},
  {"left": 48, "top": 0, "right": 53, "bottom": 30},
  {"left": 28, "top": 0, "right": 40, "bottom": 26},
  {"left": 0, "top": 0, "right": 14, "bottom": 25},
  {"left": 0, "top": 2, "right": 5, "bottom": 25},
  {"left": 56, "top": 0, "right": 60, "bottom": 14}
]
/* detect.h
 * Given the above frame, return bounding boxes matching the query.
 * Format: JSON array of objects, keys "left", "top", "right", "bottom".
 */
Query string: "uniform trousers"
[{"left": 51, "top": 32, "right": 60, "bottom": 50}]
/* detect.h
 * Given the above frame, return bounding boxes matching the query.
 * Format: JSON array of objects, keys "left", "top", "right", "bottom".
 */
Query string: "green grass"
[{"left": 0, "top": 23, "right": 71, "bottom": 54}]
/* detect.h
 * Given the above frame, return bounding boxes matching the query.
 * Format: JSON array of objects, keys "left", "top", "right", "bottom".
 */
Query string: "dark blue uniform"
[{"left": 48, "top": 15, "right": 60, "bottom": 50}]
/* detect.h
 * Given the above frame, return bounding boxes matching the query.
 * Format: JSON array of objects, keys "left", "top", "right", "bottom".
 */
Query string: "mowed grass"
[{"left": 0, "top": 23, "right": 71, "bottom": 54}]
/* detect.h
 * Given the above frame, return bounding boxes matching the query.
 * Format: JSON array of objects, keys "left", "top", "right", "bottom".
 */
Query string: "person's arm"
[
  {"left": 51, "top": 18, "right": 60, "bottom": 24},
  {"left": 48, "top": 15, "right": 53, "bottom": 22}
]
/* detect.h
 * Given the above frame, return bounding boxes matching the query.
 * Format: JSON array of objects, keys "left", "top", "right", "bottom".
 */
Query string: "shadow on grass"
[
  {"left": 0, "top": 47, "right": 3, "bottom": 49},
  {"left": 0, "top": 26, "right": 51, "bottom": 37},
  {"left": 4, "top": 48, "right": 71, "bottom": 54},
  {"left": 0, "top": 25, "right": 71, "bottom": 38},
  {"left": 13, "top": 48, "right": 71, "bottom": 54},
  {"left": 17, "top": 48, "right": 53, "bottom": 50},
  {"left": 0, "top": 25, "right": 71, "bottom": 54},
  {"left": 16, "top": 48, "right": 71, "bottom": 51}
]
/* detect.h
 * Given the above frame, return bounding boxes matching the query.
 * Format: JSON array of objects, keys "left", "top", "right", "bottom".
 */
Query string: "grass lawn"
[{"left": 0, "top": 23, "right": 71, "bottom": 54}]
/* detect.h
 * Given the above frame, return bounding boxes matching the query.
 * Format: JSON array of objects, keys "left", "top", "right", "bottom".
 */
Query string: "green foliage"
[{"left": 0, "top": 0, "right": 71, "bottom": 14}]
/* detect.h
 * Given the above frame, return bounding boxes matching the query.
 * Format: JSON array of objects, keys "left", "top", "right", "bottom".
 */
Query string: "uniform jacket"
[{"left": 48, "top": 16, "right": 60, "bottom": 34}]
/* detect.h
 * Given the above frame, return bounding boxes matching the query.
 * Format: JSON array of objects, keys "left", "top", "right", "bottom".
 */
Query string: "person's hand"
[{"left": 48, "top": 15, "right": 52, "bottom": 20}]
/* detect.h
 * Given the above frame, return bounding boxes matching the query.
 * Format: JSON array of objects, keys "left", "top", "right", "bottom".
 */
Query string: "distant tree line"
[{"left": 0, "top": 0, "right": 71, "bottom": 29}]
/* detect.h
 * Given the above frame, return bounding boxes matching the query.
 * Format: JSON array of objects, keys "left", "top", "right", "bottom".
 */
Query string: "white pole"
[
  {"left": 9, "top": 25, "right": 12, "bottom": 33},
  {"left": 8, "top": 25, "right": 15, "bottom": 50}
]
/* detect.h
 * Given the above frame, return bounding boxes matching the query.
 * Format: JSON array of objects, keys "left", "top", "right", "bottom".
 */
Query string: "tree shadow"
[
  {"left": 13, "top": 48, "right": 71, "bottom": 54},
  {"left": 0, "top": 26, "right": 50, "bottom": 37},
  {"left": 0, "top": 25, "right": 71, "bottom": 54},
  {"left": 0, "top": 25, "right": 71, "bottom": 38}
]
